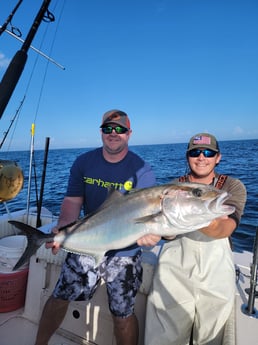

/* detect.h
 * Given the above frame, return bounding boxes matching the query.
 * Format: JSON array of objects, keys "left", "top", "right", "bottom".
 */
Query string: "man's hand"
[
  {"left": 137, "top": 234, "right": 161, "bottom": 246},
  {"left": 45, "top": 226, "right": 61, "bottom": 255},
  {"left": 200, "top": 216, "right": 236, "bottom": 239}
]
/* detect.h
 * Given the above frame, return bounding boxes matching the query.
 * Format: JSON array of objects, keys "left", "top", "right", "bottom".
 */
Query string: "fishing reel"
[{"left": 0, "top": 160, "right": 24, "bottom": 202}]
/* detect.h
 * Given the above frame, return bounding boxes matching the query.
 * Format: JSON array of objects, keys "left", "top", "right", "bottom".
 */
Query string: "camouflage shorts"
[{"left": 52, "top": 251, "right": 142, "bottom": 317}]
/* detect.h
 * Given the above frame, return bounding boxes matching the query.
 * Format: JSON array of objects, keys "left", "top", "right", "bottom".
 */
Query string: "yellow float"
[{"left": 0, "top": 160, "right": 24, "bottom": 202}]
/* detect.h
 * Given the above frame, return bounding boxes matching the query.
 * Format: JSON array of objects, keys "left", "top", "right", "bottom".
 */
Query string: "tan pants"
[{"left": 145, "top": 233, "right": 235, "bottom": 345}]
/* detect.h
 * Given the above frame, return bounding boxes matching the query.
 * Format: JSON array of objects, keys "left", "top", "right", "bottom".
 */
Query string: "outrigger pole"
[
  {"left": 0, "top": 0, "right": 52, "bottom": 119},
  {"left": 1, "top": 27, "right": 65, "bottom": 70}
]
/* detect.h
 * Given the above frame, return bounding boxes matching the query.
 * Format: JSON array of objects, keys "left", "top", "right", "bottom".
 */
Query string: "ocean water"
[{"left": 0, "top": 139, "right": 257, "bottom": 253}]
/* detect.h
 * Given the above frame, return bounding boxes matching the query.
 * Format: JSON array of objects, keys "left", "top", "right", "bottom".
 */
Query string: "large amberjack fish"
[{"left": 9, "top": 182, "right": 235, "bottom": 270}]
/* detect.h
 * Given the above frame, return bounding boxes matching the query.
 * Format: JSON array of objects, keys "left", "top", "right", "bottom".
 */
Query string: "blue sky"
[{"left": 0, "top": 0, "right": 257, "bottom": 151}]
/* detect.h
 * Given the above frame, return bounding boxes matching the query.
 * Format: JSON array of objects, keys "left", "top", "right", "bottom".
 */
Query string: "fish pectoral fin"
[
  {"left": 93, "top": 253, "right": 106, "bottom": 268},
  {"left": 134, "top": 212, "right": 162, "bottom": 224}
]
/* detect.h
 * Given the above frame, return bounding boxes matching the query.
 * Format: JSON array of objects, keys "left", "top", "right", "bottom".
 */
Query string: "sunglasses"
[
  {"left": 101, "top": 125, "right": 128, "bottom": 134},
  {"left": 188, "top": 149, "right": 217, "bottom": 158}
]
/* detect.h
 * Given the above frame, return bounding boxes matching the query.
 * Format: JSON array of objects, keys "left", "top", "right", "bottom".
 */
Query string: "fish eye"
[{"left": 192, "top": 188, "right": 203, "bottom": 197}]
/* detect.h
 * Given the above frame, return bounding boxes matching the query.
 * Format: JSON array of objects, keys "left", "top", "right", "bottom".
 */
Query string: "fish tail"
[{"left": 8, "top": 220, "right": 49, "bottom": 271}]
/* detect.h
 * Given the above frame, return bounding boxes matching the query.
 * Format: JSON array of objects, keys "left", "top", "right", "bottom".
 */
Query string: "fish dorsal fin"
[
  {"left": 105, "top": 187, "right": 123, "bottom": 202},
  {"left": 127, "top": 188, "right": 140, "bottom": 194},
  {"left": 75, "top": 188, "right": 124, "bottom": 223},
  {"left": 94, "top": 188, "right": 123, "bottom": 211}
]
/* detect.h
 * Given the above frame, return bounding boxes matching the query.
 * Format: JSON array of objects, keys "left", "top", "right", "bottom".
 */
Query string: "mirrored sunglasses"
[
  {"left": 188, "top": 149, "right": 217, "bottom": 158},
  {"left": 101, "top": 125, "right": 128, "bottom": 134}
]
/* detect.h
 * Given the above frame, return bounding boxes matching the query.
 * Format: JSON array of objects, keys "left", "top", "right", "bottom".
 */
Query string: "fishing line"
[
  {"left": 25, "top": 0, "right": 66, "bottom": 213},
  {"left": 33, "top": 0, "right": 66, "bottom": 124}
]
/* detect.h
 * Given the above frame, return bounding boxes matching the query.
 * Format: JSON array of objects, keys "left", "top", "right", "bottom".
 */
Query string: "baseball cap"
[
  {"left": 100, "top": 110, "right": 131, "bottom": 129},
  {"left": 187, "top": 133, "right": 220, "bottom": 152}
]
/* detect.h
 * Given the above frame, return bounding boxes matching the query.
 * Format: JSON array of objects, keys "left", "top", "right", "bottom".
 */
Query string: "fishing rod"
[
  {"left": 0, "top": 0, "right": 53, "bottom": 120},
  {"left": 36, "top": 137, "right": 50, "bottom": 227},
  {"left": 26, "top": 123, "right": 36, "bottom": 224},
  {"left": 0, "top": 96, "right": 25, "bottom": 150},
  {"left": 0, "top": 0, "right": 23, "bottom": 36},
  {"left": 242, "top": 226, "right": 258, "bottom": 318}
]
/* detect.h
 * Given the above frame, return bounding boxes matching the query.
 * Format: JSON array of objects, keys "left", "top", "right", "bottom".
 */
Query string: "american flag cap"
[
  {"left": 187, "top": 133, "right": 219, "bottom": 152},
  {"left": 100, "top": 110, "right": 131, "bottom": 129}
]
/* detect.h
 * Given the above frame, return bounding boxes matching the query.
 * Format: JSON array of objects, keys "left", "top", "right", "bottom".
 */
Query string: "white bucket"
[{"left": 0, "top": 235, "right": 28, "bottom": 273}]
